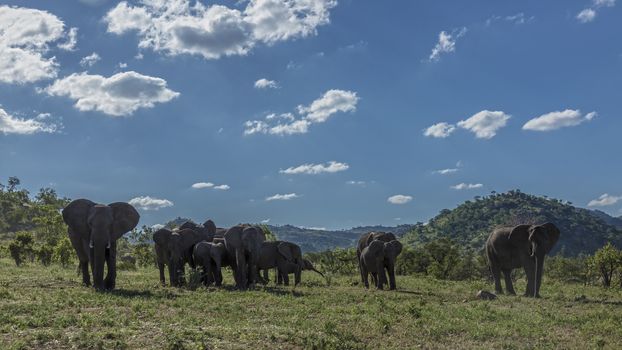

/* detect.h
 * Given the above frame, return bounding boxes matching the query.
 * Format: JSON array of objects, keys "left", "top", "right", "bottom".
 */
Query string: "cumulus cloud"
[
  {"left": 244, "top": 89, "right": 358, "bottom": 136},
  {"left": 214, "top": 184, "right": 230, "bottom": 190},
  {"left": 587, "top": 193, "right": 621, "bottom": 207},
  {"left": 80, "top": 52, "right": 101, "bottom": 67},
  {"left": 522, "top": 109, "right": 596, "bottom": 131},
  {"left": 129, "top": 196, "right": 173, "bottom": 210},
  {"left": 387, "top": 195, "right": 413, "bottom": 205},
  {"left": 261, "top": 218, "right": 270, "bottom": 224},
  {"left": 451, "top": 183, "right": 483, "bottom": 190},
  {"left": 577, "top": 0, "right": 615, "bottom": 23},
  {"left": 254, "top": 78, "right": 278, "bottom": 89},
  {"left": 424, "top": 122, "right": 456, "bottom": 138},
  {"left": 151, "top": 223, "right": 165, "bottom": 230},
  {"left": 280, "top": 161, "right": 349, "bottom": 175},
  {"left": 433, "top": 168, "right": 459, "bottom": 175},
  {"left": 265, "top": 193, "right": 299, "bottom": 201},
  {"left": 457, "top": 110, "right": 511, "bottom": 139},
  {"left": 0, "top": 6, "right": 77, "bottom": 84},
  {"left": 191, "top": 182, "right": 214, "bottom": 189},
  {"left": 44, "top": 71, "right": 179, "bottom": 116},
  {"left": 0, "top": 108, "right": 60, "bottom": 135},
  {"left": 104, "top": 0, "right": 337, "bottom": 60},
  {"left": 429, "top": 27, "right": 466, "bottom": 62}
]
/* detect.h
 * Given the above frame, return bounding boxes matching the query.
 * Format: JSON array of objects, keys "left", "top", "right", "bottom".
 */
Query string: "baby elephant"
[
  {"left": 360, "top": 240, "right": 403, "bottom": 290},
  {"left": 193, "top": 241, "right": 226, "bottom": 287}
]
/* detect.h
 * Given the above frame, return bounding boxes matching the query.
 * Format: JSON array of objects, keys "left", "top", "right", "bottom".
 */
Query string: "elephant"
[
  {"left": 180, "top": 219, "right": 221, "bottom": 240},
  {"left": 257, "top": 241, "right": 304, "bottom": 286},
  {"left": 357, "top": 232, "right": 402, "bottom": 290},
  {"left": 224, "top": 224, "right": 265, "bottom": 289},
  {"left": 62, "top": 199, "right": 139, "bottom": 290},
  {"left": 153, "top": 227, "right": 208, "bottom": 286},
  {"left": 486, "top": 223, "right": 560, "bottom": 298},
  {"left": 359, "top": 240, "right": 403, "bottom": 290},
  {"left": 275, "top": 258, "right": 325, "bottom": 285},
  {"left": 193, "top": 241, "right": 227, "bottom": 286}
]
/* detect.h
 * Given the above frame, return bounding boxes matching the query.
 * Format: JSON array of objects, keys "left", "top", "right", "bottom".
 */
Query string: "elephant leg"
[
  {"left": 376, "top": 260, "right": 386, "bottom": 289},
  {"left": 362, "top": 267, "right": 369, "bottom": 289},
  {"left": 262, "top": 269, "right": 269, "bottom": 285},
  {"left": 523, "top": 264, "right": 535, "bottom": 297},
  {"left": 295, "top": 266, "right": 301, "bottom": 286},
  {"left": 205, "top": 263, "right": 213, "bottom": 287},
  {"left": 235, "top": 250, "right": 247, "bottom": 289},
  {"left": 104, "top": 243, "right": 117, "bottom": 290},
  {"left": 79, "top": 260, "right": 90, "bottom": 286},
  {"left": 502, "top": 269, "right": 516, "bottom": 295},
  {"left": 386, "top": 263, "right": 397, "bottom": 290},
  {"left": 276, "top": 268, "right": 283, "bottom": 284},
  {"left": 215, "top": 261, "right": 223, "bottom": 287},
  {"left": 167, "top": 260, "right": 176, "bottom": 287},
  {"left": 282, "top": 271, "right": 290, "bottom": 286},
  {"left": 158, "top": 261, "right": 166, "bottom": 286},
  {"left": 490, "top": 264, "right": 503, "bottom": 294},
  {"left": 70, "top": 234, "right": 91, "bottom": 286}
]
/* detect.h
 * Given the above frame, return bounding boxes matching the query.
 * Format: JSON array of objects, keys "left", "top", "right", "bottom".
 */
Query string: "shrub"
[
  {"left": 53, "top": 236, "right": 75, "bottom": 267},
  {"left": 8, "top": 231, "right": 35, "bottom": 266},
  {"left": 545, "top": 255, "right": 588, "bottom": 284},
  {"left": 587, "top": 243, "right": 622, "bottom": 287},
  {"left": 36, "top": 245, "right": 54, "bottom": 266},
  {"left": 133, "top": 243, "right": 156, "bottom": 267}
]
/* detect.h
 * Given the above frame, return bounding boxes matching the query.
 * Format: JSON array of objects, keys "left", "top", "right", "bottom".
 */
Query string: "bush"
[
  {"left": 306, "top": 248, "right": 357, "bottom": 276},
  {"left": 53, "top": 237, "right": 75, "bottom": 267},
  {"left": 587, "top": 243, "right": 622, "bottom": 287},
  {"left": 133, "top": 243, "right": 156, "bottom": 267},
  {"left": 8, "top": 231, "right": 35, "bottom": 266},
  {"left": 36, "top": 245, "right": 53, "bottom": 266},
  {"left": 545, "top": 255, "right": 588, "bottom": 284}
]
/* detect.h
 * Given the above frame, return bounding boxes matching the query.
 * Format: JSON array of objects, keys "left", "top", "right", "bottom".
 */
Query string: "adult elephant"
[
  {"left": 180, "top": 219, "right": 219, "bottom": 240},
  {"left": 224, "top": 224, "right": 265, "bottom": 289},
  {"left": 257, "top": 241, "right": 304, "bottom": 286},
  {"left": 356, "top": 232, "right": 402, "bottom": 290},
  {"left": 486, "top": 223, "right": 560, "bottom": 298},
  {"left": 62, "top": 199, "right": 139, "bottom": 290},
  {"left": 153, "top": 228, "right": 208, "bottom": 286},
  {"left": 360, "top": 240, "right": 403, "bottom": 289}
]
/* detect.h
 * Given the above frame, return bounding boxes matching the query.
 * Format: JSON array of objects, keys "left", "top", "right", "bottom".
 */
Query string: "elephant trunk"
[
  {"left": 92, "top": 242, "right": 106, "bottom": 290},
  {"left": 310, "top": 267, "right": 324, "bottom": 278},
  {"left": 534, "top": 253, "right": 544, "bottom": 298}
]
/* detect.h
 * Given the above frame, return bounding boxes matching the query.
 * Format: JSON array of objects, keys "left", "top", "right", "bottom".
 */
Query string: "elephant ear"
[
  {"left": 109, "top": 202, "right": 140, "bottom": 240},
  {"left": 277, "top": 242, "right": 295, "bottom": 262},
  {"left": 365, "top": 232, "right": 379, "bottom": 247},
  {"left": 180, "top": 221, "right": 198, "bottom": 231},
  {"left": 539, "top": 222, "right": 560, "bottom": 254},
  {"left": 62, "top": 199, "right": 96, "bottom": 236},
  {"left": 385, "top": 240, "right": 403, "bottom": 257},
  {"left": 203, "top": 220, "right": 217, "bottom": 235},
  {"left": 368, "top": 240, "right": 385, "bottom": 257},
  {"left": 153, "top": 228, "right": 173, "bottom": 246},
  {"left": 508, "top": 224, "right": 531, "bottom": 248}
]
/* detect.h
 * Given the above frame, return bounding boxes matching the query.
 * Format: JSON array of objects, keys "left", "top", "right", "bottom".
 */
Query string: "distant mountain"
[
  {"left": 402, "top": 190, "right": 622, "bottom": 256},
  {"left": 588, "top": 210, "right": 622, "bottom": 230},
  {"left": 267, "top": 224, "right": 416, "bottom": 252}
]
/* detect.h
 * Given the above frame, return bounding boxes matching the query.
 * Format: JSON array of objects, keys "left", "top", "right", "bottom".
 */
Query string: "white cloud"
[
  {"left": 265, "top": 193, "right": 299, "bottom": 201},
  {"left": 261, "top": 218, "right": 270, "bottom": 224},
  {"left": 44, "top": 71, "right": 179, "bottom": 116},
  {"left": 577, "top": 8, "right": 597, "bottom": 22},
  {"left": 214, "top": 184, "right": 230, "bottom": 190},
  {"left": 244, "top": 89, "right": 358, "bottom": 136},
  {"left": 104, "top": 0, "right": 337, "bottom": 60},
  {"left": 523, "top": 109, "right": 596, "bottom": 131},
  {"left": 433, "top": 168, "right": 459, "bottom": 175},
  {"left": 254, "top": 78, "right": 278, "bottom": 89},
  {"left": 151, "top": 223, "right": 165, "bottom": 230},
  {"left": 451, "top": 183, "right": 483, "bottom": 190},
  {"left": 587, "top": 193, "right": 621, "bottom": 207},
  {"left": 118, "top": 62, "right": 128, "bottom": 68},
  {"left": 80, "top": 52, "right": 101, "bottom": 67},
  {"left": 0, "top": 6, "right": 77, "bottom": 84},
  {"left": 297, "top": 89, "right": 359, "bottom": 123},
  {"left": 429, "top": 27, "right": 466, "bottom": 62},
  {"left": 192, "top": 182, "right": 214, "bottom": 189},
  {"left": 346, "top": 180, "right": 366, "bottom": 186},
  {"left": 424, "top": 122, "right": 456, "bottom": 138},
  {"left": 577, "top": 0, "right": 615, "bottom": 23},
  {"left": 486, "top": 13, "right": 534, "bottom": 26},
  {"left": 129, "top": 196, "right": 173, "bottom": 210},
  {"left": 387, "top": 195, "right": 413, "bottom": 205},
  {"left": 0, "top": 108, "right": 60, "bottom": 135},
  {"left": 457, "top": 110, "right": 511, "bottom": 139},
  {"left": 280, "top": 161, "right": 349, "bottom": 175},
  {"left": 58, "top": 27, "right": 78, "bottom": 51}
]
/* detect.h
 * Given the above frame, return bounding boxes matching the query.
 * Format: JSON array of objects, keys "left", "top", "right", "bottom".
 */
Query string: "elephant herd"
[{"left": 61, "top": 198, "right": 561, "bottom": 298}]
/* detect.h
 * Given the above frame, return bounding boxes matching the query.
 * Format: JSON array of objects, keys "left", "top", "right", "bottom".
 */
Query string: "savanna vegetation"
[{"left": 1, "top": 177, "right": 622, "bottom": 349}]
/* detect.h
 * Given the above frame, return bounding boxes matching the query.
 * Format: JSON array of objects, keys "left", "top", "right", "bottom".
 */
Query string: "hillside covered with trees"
[{"left": 402, "top": 190, "right": 622, "bottom": 256}]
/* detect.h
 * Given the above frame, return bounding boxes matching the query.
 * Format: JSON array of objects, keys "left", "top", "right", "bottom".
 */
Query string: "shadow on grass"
[{"left": 108, "top": 288, "right": 157, "bottom": 298}]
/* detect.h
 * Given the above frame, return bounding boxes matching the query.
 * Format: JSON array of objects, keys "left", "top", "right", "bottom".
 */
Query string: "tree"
[
  {"left": 587, "top": 243, "right": 622, "bottom": 287},
  {"left": 53, "top": 237, "right": 74, "bottom": 267},
  {"left": 8, "top": 232, "right": 35, "bottom": 266}
]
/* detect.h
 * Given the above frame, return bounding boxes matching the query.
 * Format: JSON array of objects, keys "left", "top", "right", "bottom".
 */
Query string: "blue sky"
[{"left": 1, "top": 0, "right": 621, "bottom": 229}]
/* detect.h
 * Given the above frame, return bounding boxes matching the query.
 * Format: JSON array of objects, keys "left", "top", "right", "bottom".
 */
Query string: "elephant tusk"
[
  {"left": 106, "top": 241, "right": 111, "bottom": 249},
  {"left": 89, "top": 240, "right": 94, "bottom": 248}
]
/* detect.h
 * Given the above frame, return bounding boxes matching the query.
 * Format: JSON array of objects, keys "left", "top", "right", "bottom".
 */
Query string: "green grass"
[{"left": 0, "top": 258, "right": 621, "bottom": 349}]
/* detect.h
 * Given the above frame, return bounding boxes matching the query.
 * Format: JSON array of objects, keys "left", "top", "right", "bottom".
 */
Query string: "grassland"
[{"left": 1, "top": 258, "right": 621, "bottom": 349}]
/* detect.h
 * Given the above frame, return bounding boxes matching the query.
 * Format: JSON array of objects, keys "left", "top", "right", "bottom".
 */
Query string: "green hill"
[{"left": 402, "top": 190, "right": 622, "bottom": 256}]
